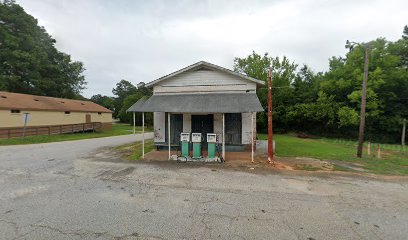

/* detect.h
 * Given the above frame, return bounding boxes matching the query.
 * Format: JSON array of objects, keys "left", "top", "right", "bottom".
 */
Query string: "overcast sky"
[{"left": 17, "top": 0, "right": 408, "bottom": 98}]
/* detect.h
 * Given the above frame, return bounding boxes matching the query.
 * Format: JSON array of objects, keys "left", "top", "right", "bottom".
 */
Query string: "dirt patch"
[
  {"left": 88, "top": 145, "right": 408, "bottom": 182},
  {"left": 95, "top": 167, "right": 136, "bottom": 181}
]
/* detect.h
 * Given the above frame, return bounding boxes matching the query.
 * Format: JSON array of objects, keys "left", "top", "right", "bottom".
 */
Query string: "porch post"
[
  {"left": 251, "top": 112, "right": 254, "bottom": 162},
  {"left": 142, "top": 112, "right": 145, "bottom": 159},
  {"left": 168, "top": 112, "right": 171, "bottom": 160},
  {"left": 133, "top": 112, "right": 136, "bottom": 134},
  {"left": 222, "top": 113, "right": 225, "bottom": 160}
]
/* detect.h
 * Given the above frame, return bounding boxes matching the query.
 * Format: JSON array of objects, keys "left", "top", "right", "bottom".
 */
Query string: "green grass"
[
  {"left": 115, "top": 139, "right": 154, "bottom": 161},
  {"left": 258, "top": 134, "right": 408, "bottom": 175},
  {"left": 0, "top": 124, "right": 153, "bottom": 146}
]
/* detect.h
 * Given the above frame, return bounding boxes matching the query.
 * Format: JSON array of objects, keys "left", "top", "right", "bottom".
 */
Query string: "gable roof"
[
  {"left": 145, "top": 61, "right": 265, "bottom": 87},
  {"left": 0, "top": 91, "right": 112, "bottom": 113}
]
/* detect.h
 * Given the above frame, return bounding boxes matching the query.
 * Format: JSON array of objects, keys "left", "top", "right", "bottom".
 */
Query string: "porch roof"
[{"left": 127, "top": 93, "right": 264, "bottom": 113}]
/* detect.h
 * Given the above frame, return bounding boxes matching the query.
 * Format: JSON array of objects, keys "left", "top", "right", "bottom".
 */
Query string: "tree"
[
  {"left": 90, "top": 94, "right": 115, "bottom": 111},
  {"left": 117, "top": 93, "right": 143, "bottom": 124},
  {"left": 112, "top": 79, "right": 152, "bottom": 122},
  {"left": 0, "top": 1, "right": 86, "bottom": 98},
  {"left": 233, "top": 26, "right": 408, "bottom": 142},
  {"left": 234, "top": 52, "right": 299, "bottom": 132},
  {"left": 112, "top": 80, "right": 138, "bottom": 117}
]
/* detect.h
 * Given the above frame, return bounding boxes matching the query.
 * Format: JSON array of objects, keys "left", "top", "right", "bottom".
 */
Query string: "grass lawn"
[
  {"left": 258, "top": 134, "right": 408, "bottom": 175},
  {"left": 0, "top": 124, "right": 153, "bottom": 146},
  {"left": 115, "top": 139, "right": 154, "bottom": 161}
]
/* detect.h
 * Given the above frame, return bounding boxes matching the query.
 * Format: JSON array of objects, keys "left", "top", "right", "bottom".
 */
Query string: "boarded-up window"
[
  {"left": 225, "top": 113, "right": 242, "bottom": 145},
  {"left": 165, "top": 113, "right": 183, "bottom": 145}
]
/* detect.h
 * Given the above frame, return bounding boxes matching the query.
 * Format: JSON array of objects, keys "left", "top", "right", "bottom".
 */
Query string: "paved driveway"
[{"left": 0, "top": 133, "right": 407, "bottom": 240}]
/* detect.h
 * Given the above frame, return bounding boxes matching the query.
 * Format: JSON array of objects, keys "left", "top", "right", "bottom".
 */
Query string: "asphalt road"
[{"left": 0, "top": 133, "right": 407, "bottom": 240}]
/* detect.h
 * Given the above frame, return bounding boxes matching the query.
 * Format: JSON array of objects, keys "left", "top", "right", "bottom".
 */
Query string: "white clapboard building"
[{"left": 128, "top": 61, "right": 264, "bottom": 160}]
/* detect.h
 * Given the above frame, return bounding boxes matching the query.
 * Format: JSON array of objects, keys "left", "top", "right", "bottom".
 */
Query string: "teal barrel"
[
  {"left": 208, "top": 142, "right": 216, "bottom": 158},
  {"left": 193, "top": 142, "right": 201, "bottom": 158},
  {"left": 181, "top": 142, "right": 189, "bottom": 157}
]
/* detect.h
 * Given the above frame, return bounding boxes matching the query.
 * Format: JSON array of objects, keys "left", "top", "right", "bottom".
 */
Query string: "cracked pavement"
[{"left": 1, "top": 133, "right": 408, "bottom": 239}]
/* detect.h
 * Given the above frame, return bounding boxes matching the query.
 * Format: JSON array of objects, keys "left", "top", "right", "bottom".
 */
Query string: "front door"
[
  {"left": 191, "top": 114, "right": 214, "bottom": 148},
  {"left": 85, "top": 114, "right": 91, "bottom": 123}
]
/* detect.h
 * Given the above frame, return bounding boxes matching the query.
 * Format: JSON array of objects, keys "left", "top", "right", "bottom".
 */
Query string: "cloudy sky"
[{"left": 17, "top": 0, "right": 408, "bottom": 98}]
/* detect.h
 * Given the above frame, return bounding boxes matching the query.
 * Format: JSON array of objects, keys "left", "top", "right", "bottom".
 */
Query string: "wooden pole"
[
  {"left": 133, "top": 112, "right": 136, "bottom": 134},
  {"left": 402, "top": 118, "right": 406, "bottom": 147},
  {"left": 367, "top": 142, "right": 371, "bottom": 156},
  {"left": 377, "top": 144, "right": 381, "bottom": 159},
  {"left": 222, "top": 113, "right": 225, "bottom": 160},
  {"left": 251, "top": 112, "right": 254, "bottom": 163},
  {"left": 168, "top": 113, "right": 171, "bottom": 160},
  {"left": 142, "top": 112, "right": 145, "bottom": 159},
  {"left": 267, "top": 68, "right": 274, "bottom": 163},
  {"left": 357, "top": 46, "right": 370, "bottom": 158}
]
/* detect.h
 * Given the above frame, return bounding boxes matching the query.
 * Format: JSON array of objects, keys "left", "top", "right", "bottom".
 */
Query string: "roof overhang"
[{"left": 127, "top": 93, "right": 264, "bottom": 113}]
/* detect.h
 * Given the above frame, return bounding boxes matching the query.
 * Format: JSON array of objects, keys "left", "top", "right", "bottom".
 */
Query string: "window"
[
  {"left": 64, "top": 111, "right": 71, "bottom": 115},
  {"left": 98, "top": 112, "right": 102, "bottom": 115},
  {"left": 11, "top": 109, "right": 21, "bottom": 114}
]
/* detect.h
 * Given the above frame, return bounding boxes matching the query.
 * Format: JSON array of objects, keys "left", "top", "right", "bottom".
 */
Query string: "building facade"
[{"left": 128, "top": 61, "right": 264, "bottom": 156}]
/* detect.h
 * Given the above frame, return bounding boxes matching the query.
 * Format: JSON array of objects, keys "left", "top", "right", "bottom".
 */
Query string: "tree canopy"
[
  {"left": 0, "top": 0, "right": 86, "bottom": 98},
  {"left": 234, "top": 26, "right": 408, "bottom": 143}
]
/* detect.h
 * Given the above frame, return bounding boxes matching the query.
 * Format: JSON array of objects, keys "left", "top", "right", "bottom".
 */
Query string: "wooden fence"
[{"left": 0, "top": 122, "right": 103, "bottom": 139}]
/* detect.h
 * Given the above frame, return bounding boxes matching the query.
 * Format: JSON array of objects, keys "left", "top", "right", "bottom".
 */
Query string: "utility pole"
[
  {"left": 402, "top": 118, "right": 406, "bottom": 147},
  {"left": 357, "top": 46, "right": 370, "bottom": 158},
  {"left": 267, "top": 67, "right": 274, "bottom": 164}
]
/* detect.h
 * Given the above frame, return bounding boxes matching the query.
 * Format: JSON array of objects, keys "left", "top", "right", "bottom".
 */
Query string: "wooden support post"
[
  {"left": 251, "top": 112, "right": 254, "bottom": 163},
  {"left": 133, "top": 112, "right": 136, "bottom": 134},
  {"left": 142, "top": 112, "right": 145, "bottom": 159},
  {"left": 377, "top": 144, "right": 381, "bottom": 159},
  {"left": 168, "top": 113, "right": 171, "bottom": 160},
  {"left": 222, "top": 113, "right": 225, "bottom": 160}
]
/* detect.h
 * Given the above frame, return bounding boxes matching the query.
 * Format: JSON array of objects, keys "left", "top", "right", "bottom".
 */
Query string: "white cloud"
[{"left": 16, "top": 0, "right": 408, "bottom": 98}]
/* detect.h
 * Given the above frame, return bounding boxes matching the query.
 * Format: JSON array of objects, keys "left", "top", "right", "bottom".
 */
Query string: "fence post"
[
  {"left": 377, "top": 144, "right": 381, "bottom": 159},
  {"left": 367, "top": 142, "right": 371, "bottom": 156}
]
